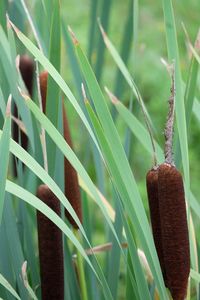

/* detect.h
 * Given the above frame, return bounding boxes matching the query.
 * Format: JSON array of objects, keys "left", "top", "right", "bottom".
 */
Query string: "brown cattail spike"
[
  {"left": 39, "top": 71, "right": 82, "bottom": 228},
  {"left": 158, "top": 164, "right": 190, "bottom": 300},
  {"left": 146, "top": 168, "right": 168, "bottom": 286},
  {"left": 146, "top": 64, "right": 190, "bottom": 300},
  {"left": 13, "top": 55, "right": 35, "bottom": 176},
  {"left": 37, "top": 185, "right": 64, "bottom": 300},
  {"left": 19, "top": 55, "right": 35, "bottom": 96},
  {"left": 39, "top": 71, "right": 48, "bottom": 111}
]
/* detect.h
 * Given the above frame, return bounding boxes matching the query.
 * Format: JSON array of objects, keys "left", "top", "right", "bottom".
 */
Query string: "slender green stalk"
[{"left": 74, "top": 229, "right": 88, "bottom": 300}]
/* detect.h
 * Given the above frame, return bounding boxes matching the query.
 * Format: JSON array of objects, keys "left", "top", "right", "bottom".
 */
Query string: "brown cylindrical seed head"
[
  {"left": 19, "top": 55, "right": 35, "bottom": 96},
  {"left": 37, "top": 184, "right": 64, "bottom": 300},
  {"left": 39, "top": 71, "right": 82, "bottom": 228},
  {"left": 158, "top": 163, "right": 190, "bottom": 300},
  {"left": 13, "top": 55, "right": 35, "bottom": 176},
  {"left": 39, "top": 71, "right": 48, "bottom": 111},
  {"left": 146, "top": 168, "right": 167, "bottom": 286}
]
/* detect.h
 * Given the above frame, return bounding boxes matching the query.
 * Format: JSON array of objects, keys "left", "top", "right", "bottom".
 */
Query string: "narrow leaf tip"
[
  {"left": 104, "top": 87, "right": 119, "bottom": 105},
  {"left": 6, "top": 95, "right": 12, "bottom": 117},
  {"left": 68, "top": 26, "right": 79, "bottom": 45}
]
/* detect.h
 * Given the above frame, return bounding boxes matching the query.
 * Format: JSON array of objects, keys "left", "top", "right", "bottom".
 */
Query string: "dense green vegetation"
[{"left": 0, "top": 0, "right": 200, "bottom": 299}]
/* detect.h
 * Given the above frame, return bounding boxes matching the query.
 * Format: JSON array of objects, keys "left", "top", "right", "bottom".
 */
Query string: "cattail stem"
[
  {"left": 164, "top": 65, "right": 175, "bottom": 165},
  {"left": 74, "top": 229, "right": 88, "bottom": 300}
]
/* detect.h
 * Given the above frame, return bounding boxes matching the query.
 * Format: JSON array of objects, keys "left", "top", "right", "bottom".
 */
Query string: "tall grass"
[{"left": 0, "top": 1, "right": 199, "bottom": 299}]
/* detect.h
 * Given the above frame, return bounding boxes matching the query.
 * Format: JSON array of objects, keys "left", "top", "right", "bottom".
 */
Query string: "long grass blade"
[
  {"left": 0, "top": 96, "right": 11, "bottom": 223},
  {"left": 3, "top": 195, "right": 28, "bottom": 298},
  {"left": 87, "top": 0, "right": 98, "bottom": 62},
  {"left": 95, "top": 0, "right": 112, "bottom": 81},
  {"left": 99, "top": 23, "right": 153, "bottom": 129},
  {"left": 107, "top": 91, "right": 164, "bottom": 162},
  {"left": 45, "top": 0, "right": 61, "bottom": 177},
  {"left": 0, "top": 0, "right": 7, "bottom": 33},
  {"left": 0, "top": 273, "right": 20, "bottom": 300}
]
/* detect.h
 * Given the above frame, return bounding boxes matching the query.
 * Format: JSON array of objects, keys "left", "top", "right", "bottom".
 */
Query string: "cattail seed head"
[
  {"left": 39, "top": 71, "right": 82, "bottom": 228},
  {"left": 146, "top": 66, "right": 190, "bottom": 300},
  {"left": 158, "top": 163, "right": 190, "bottom": 300},
  {"left": 146, "top": 168, "right": 167, "bottom": 286},
  {"left": 19, "top": 55, "right": 35, "bottom": 96},
  {"left": 37, "top": 184, "right": 64, "bottom": 300},
  {"left": 146, "top": 164, "right": 190, "bottom": 300},
  {"left": 39, "top": 71, "right": 48, "bottom": 111}
]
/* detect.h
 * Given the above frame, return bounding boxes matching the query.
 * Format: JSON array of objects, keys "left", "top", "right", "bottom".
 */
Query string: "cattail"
[
  {"left": 158, "top": 164, "right": 190, "bottom": 300},
  {"left": 146, "top": 67, "right": 190, "bottom": 300},
  {"left": 19, "top": 55, "right": 35, "bottom": 96},
  {"left": 146, "top": 168, "right": 167, "bottom": 286},
  {"left": 37, "top": 184, "right": 64, "bottom": 300},
  {"left": 39, "top": 71, "right": 82, "bottom": 228},
  {"left": 13, "top": 55, "right": 35, "bottom": 176},
  {"left": 39, "top": 71, "right": 48, "bottom": 111}
]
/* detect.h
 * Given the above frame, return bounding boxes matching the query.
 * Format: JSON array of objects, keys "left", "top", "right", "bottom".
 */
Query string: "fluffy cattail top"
[
  {"left": 39, "top": 71, "right": 82, "bottom": 228},
  {"left": 37, "top": 184, "right": 64, "bottom": 300}
]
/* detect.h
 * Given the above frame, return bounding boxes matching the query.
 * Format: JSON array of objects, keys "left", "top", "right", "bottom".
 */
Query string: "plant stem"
[
  {"left": 164, "top": 64, "right": 175, "bottom": 165},
  {"left": 74, "top": 229, "right": 88, "bottom": 300}
]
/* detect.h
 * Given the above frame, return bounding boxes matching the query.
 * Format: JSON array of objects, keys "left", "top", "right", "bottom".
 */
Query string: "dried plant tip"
[
  {"left": 164, "top": 63, "right": 175, "bottom": 165},
  {"left": 6, "top": 95, "right": 12, "bottom": 117},
  {"left": 105, "top": 86, "right": 119, "bottom": 105},
  {"left": 158, "top": 164, "right": 190, "bottom": 300},
  {"left": 146, "top": 168, "right": 167, "bottom": 285},
  {"left": 39, "top": 71, "right": 82, "bottom": 228},
  {"left": 68, "top": 26, "right": 79, "bottom": 45},
  {"left": 36, "top": 184, "right": 64, "bottom": 300}
]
